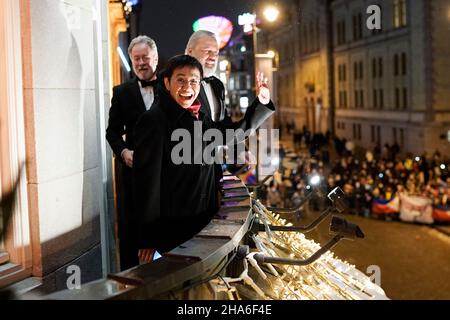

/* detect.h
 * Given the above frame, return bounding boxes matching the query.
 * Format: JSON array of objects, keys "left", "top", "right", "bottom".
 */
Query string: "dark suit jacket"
[
  {"left": 199, "top": 76, "right": 275, "bottom": 134},
  {"left": 106, "top": 78, "right": 158, "bottom": 158},
  {"left": 199, "top": 76, "right": 276, "bottom": 177},
  {"left": 105, "top": 78, "right": 160, "bottom": 268}
]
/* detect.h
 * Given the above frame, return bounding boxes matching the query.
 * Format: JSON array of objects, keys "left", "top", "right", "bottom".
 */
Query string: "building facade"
[
  {"left": 260, "top": 0, "right": 450, "bottom": 156},
  {"left": 0, "top": 0, "right": 126, "bottom": 294}
]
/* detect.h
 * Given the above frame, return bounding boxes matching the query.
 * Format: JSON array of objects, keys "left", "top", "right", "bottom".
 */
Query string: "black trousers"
[{"left": 115, "top": 160, "right": 139, "bottom": 271}]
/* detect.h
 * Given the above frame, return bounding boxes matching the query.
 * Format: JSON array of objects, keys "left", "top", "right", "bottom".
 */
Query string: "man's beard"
[{"left": 203, "top": 65, "right": 217, "bottom": 77}]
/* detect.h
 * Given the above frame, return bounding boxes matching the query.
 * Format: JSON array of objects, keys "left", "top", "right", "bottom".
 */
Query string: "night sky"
[{"left": 139, "top": 0, "right": 260, "bottom": 62}]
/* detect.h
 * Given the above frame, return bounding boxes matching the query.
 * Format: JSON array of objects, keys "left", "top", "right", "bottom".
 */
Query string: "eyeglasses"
[{"left": 175, "top": 78, "right": 201, "bottom": 87}]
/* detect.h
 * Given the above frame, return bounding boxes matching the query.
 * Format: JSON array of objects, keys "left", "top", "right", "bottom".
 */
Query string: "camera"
[{"left": 327, "top": 187, "right": 348, "bottom": 213}]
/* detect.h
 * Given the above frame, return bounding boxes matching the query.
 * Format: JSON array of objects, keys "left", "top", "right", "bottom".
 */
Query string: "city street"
[
  {"left": 277, "top": 136, "right": 450, "bottom": 300},
  {"left": 290, "top": 209, "right": 450, "bottom": 300}
]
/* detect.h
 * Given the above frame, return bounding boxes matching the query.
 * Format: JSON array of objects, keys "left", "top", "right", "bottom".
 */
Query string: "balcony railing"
[{"left": 43, "top": 173, "right": 253, "bottom": 300}]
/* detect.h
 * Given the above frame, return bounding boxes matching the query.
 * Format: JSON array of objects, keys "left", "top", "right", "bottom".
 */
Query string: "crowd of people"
[{"left": 260, "top": 130, "right": 450, "bottom": 223}]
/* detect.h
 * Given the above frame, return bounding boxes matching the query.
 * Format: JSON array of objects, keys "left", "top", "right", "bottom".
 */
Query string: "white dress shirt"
[
  {"left": 202, "top": 81, "right": 222, "bottom": 122},
  {"left": 138, "top": 81, "right": 155, "bottom": 111}
]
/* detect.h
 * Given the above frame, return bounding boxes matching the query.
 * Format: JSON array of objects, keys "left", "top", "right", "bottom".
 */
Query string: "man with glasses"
[{"left": 106, "top": 35, "right": 159, "bottom": 270}]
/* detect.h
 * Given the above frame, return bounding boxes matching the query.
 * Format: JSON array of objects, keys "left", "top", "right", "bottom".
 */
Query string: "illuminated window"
[{"left": 393, "top": 0, "right": 407, "bottom": 28}]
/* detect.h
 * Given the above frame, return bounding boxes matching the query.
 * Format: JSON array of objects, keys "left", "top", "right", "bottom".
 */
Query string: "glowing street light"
[
  {"left": 310, "top": 174, "right": 321, "bottom": 186},
  {"left": 263, "top": 6, "right": 280, "bottom": 23},
  {"left": 267, "top": 50, "right": 276, "bottom": 58}
]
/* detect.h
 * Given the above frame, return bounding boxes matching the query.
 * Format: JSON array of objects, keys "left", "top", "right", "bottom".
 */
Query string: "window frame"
[{"left": 0, "top": 0, "right": 33, "bottom": 287}]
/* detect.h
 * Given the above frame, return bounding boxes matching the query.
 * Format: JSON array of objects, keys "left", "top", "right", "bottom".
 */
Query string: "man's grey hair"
[
  {"left": 185, "top": 30, "right": 219, "bottom": 53},
  {"left": 128, "top": 35, "right": 158, "bottom": 56}
]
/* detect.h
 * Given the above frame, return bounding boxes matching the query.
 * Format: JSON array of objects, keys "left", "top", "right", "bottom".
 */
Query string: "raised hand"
[{"left": 256, "top": 71, "right": 270, "bottom": 105}]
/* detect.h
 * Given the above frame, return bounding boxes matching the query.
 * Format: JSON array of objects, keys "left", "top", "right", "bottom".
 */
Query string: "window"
[
  {"left": 373, "top": 57, "right": 383, "bottom": 78},
  {"left": 353, "top": 61, "right": 363, "bottom": 80},
  {"left": 337, "top": 20, "right": 346, "bottom": 45},
  {"left": 394, "top": 54, "right": 399, "bottom": 76},
  {"left": 400, "top": 0, "right": 407, "bottom": 27},
  {"left": 395, "top": 88, "right": 400, "bottom": 109},
  {"left": 378, "top": 58, "right": 383, "bottom": 78},
  {"left": 403, "top": 87, "right": 408, "bottom": 109},
  {"left": 371, "top": 125, "right": 375, "bottom": 143},
  {"left": 400, "top": 128, "right": 405, "bottom": 146},
  {"left": 401, "top": 52, "right": 407, "bottom": 75},
  {"left": 353, "top": 124, "right": 362, "bottom": 140},
  {"left": 393, "top": 0, "right": 400, "bottom": 28},
  {"left": 0, "top": 0, "right": 32, "bottom": 287},
  {"left": 343, "top": 64, "right": 346, "bottom": 81},
  {"left": 360, "top": 90, "right": 364, "bottom": 108},
  {"left": 393, "top": 127, "right": 398, "bottom": 143},
  {"left": 380, "top": 89, "right": 384, "bottom": 109},
  {"left": 359, "top": 61, "right": 364, "bottom": 79},
  {"left": 342, "top": 20, "right": 346, "bottom": 44},
  {"left": 353, "top": 13, "right": 363, "bottom": 41},
  {"left": 394, "top": 0, "right": 407, "bottom": 28},
  {"left": 373, "top": 89, "right": 378, "bottom": 108},
  {"left": 355, "top": 90, "right": 359, "bottom": 108},
  {"left": 372, "top": 59, "right": 377, "bottom": 78},
  {"left": 337, "top": 21, "right": 341, "bottom": 45}
]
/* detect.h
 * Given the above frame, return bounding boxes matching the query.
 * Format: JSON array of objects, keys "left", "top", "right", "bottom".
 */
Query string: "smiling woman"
[
  {"left": 133, "top": 55, "right": 218, "bottom": 261},
  {"left": 164, "top": 67, "right": 202, "bottom": 110}
]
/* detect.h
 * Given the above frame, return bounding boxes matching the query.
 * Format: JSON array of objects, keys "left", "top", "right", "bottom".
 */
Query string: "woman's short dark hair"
[{"left": 163, "top": 54, "right": 203, "bottom": 79}]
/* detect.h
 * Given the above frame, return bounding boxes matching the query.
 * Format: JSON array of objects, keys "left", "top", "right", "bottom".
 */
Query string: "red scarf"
[{"left": 184, "top": 99, "right": 201, "bottom": 120}]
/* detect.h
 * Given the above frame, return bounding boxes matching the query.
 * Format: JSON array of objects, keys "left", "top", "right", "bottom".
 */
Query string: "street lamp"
[
  {"left": 253, "top": 7, "right": 279, "bottom": 184},
  {"left": 263, "top": 6, "right": 280, "bottom": 23},
  {"left": 238, "top": 7, "right": 280, "bottom": 185}
]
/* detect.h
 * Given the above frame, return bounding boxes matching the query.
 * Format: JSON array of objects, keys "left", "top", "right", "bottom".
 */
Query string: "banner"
[
  {"left": 371, "top": 196, "right": 400, "bottom": 215},
  {"left": 399, "top": 194, "right": 434, "bottom": 224},
  {"left": 432, "top": 206, "right": 450, "bottom": 222}
]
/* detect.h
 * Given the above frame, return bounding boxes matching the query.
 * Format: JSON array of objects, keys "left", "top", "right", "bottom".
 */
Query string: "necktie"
[{"left": 139, "top": 79, "right": 157, "bottom": 88}]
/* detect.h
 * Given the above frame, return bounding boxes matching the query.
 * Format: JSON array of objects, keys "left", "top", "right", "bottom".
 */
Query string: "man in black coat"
[
  {"left": 105, "top": 35, "right": 159, "bottom": 270},
  {"left": 185, "top": 30, "right": 275, "bottom": 178},
  {"left": 133, "top": 55, "right": 275, "bottom": 262}
]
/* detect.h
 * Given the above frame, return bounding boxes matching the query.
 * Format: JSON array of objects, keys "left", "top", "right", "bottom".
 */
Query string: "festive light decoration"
[
  {"left": 208, "top": 200, "right": 389, "bottom": 300},
  {"left": 192, "top": 16, "right": 233, "bottom": 49}
]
